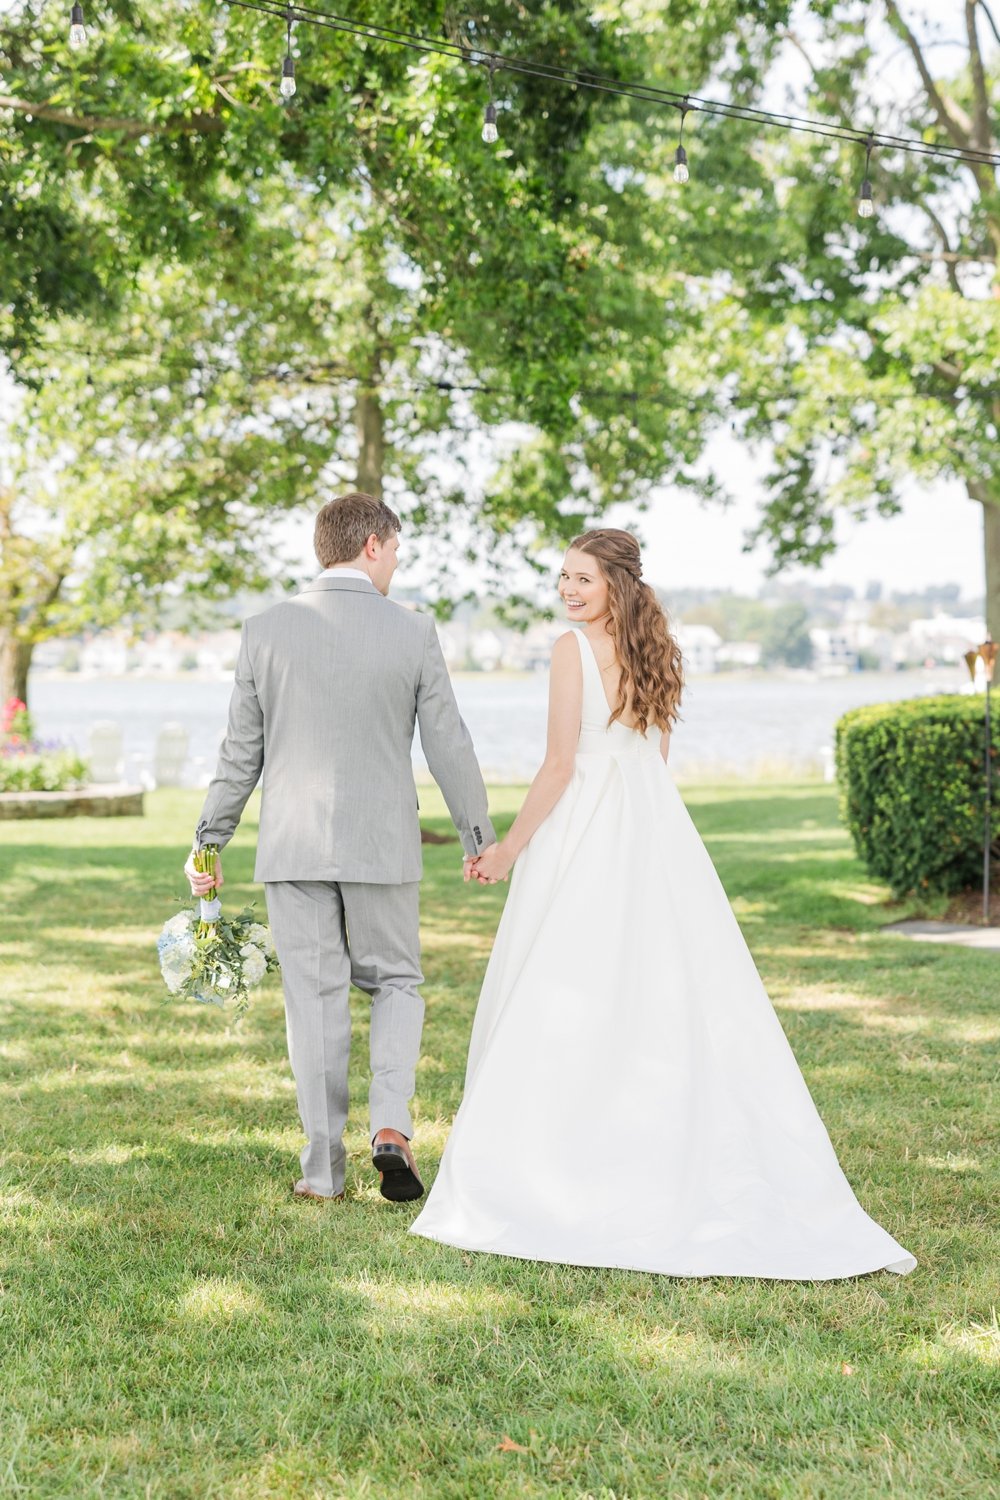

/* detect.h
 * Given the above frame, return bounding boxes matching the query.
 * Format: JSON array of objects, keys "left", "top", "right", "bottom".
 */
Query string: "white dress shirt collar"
[{"left": 318, "top": 567, "right": 373, "bottom": 582}]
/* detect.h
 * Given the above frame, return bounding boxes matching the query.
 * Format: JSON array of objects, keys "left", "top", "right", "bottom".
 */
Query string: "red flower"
[{"left": 2, "top": 698, "right": 30, "bottom": 737}]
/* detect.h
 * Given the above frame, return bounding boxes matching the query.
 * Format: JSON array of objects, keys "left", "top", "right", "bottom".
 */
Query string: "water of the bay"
[{"left": 27, "top": 666, "right": 965, "bottom": 785}]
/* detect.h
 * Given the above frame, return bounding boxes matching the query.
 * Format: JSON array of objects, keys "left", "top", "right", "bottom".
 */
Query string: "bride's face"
[{"left": 559, "top": 548, "right": 609, "bottom": 624}]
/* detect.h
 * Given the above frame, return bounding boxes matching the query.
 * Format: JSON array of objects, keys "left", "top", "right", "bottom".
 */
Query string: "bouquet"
[{"left": 157, "top": 846, "right": 279, "bottom": 1017}]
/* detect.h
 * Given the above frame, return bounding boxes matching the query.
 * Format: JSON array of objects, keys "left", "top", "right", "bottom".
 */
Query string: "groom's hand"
[
  {"left": 184, "top": 849, "right": 224, "bottom": 897},
  {"left": 466, "top": 842, "right": 510, "bottom": 884}
]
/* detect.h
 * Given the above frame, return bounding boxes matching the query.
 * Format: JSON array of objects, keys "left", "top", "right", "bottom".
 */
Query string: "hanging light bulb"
[
  {"left": 280, "top": 10, "right": 296, "bottom": 99},
  {"left": 482, "top": 57, "right": 499, "bottom": 144},
  {"left": 858, "top": 134, "right": 874, "bottom": 218},
  {"left": 673, "top": 104, "right": 690, "bottom": 184},
  {"left": 69, "top": 2, "right": 87, "bottom": 48}
]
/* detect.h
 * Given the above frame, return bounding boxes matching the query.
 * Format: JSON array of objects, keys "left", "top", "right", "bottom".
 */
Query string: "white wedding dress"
[{"left": 410, "top": 629, "right": 915, "bottom": 1280}]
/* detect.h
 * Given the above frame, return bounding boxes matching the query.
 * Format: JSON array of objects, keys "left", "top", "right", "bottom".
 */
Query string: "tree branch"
[
  {"left": 882, "top": 0, "right": 971, "bottom": 150},
  {"left": 780, "top": 30, "right": 855, "bottom": 129},
  {"left": 977, "top": 0, "right": 1000, "bottom": 50},
  {"left": 966, "top": 0, "right": 993, "bottom": 152},
  {"left": 922, "top": 204, "right": 963, "bottom": 292},
  {"left": 0, "top": 94, "right": 225, "bottom": 138}
]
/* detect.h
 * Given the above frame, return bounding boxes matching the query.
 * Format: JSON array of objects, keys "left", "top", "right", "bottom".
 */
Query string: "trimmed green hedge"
[{"left": 836, "top": 694, "right": 1000, "bottom": 897}]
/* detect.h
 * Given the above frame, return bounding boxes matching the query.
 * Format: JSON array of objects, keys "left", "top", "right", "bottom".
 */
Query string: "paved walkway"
[{"left": 882, "top": 919, "right": 1000, "bottom": 951}]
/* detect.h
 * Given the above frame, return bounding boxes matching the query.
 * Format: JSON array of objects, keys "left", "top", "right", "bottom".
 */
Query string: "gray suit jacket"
[{"left": 194, "top": 575, "right": 495, "bottom": 884}]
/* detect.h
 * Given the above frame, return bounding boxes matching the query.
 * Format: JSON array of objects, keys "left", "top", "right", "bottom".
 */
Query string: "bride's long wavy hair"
[{"left": 568, "top": 528, "right": 684, "bottom": 734}]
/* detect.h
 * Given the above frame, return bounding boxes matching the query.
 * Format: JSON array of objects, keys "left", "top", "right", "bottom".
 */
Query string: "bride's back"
[{"left": 575, "top": 629, "right": 660, "bottom": 752}]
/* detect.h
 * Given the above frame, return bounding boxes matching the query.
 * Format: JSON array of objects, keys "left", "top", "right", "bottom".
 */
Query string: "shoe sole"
[{"left": 372, "top": 1146, "right": 424, "bottom": 1202}]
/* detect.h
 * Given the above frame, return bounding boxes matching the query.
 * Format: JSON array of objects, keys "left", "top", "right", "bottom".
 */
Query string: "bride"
[{"left": 409, "top": 528, "right": 915, "bottom": 1280}]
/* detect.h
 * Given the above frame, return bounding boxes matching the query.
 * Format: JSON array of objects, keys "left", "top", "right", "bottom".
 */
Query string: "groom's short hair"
[{"left": 314, "top": 493, "right": 401, "bottom": 567}]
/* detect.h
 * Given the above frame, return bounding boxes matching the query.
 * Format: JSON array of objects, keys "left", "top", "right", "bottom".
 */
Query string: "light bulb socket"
[
  {"left": 673, "top": 144, "right": 689, "bottom": 183},
  {"left": 858, "top": 179, "right": 873, "bottom": 217},
  {"left": 280, "top": 54, "right": 296, "bottom": 97},
  {"left": 482, "top": 101, "right": 498, "bottom": 143}
]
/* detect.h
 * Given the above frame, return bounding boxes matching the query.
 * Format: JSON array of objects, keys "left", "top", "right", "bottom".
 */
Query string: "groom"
[{"left": 184, "top": 492, "right": 496, "bottom": 1203}]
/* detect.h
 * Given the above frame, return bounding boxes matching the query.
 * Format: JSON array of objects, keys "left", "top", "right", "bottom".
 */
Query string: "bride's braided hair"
[{"left": 569, "top": 528, "right": 684, "bottom": 734}]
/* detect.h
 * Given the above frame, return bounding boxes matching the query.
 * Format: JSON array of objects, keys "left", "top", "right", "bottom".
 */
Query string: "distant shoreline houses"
[{"left": 30, "top": 607, "right": 987, "bottom": 681}]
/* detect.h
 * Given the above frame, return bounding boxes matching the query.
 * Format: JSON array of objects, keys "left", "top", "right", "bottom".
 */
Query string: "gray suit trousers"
[{"left": 265, "top": 879, "right": 424, "bottom": 1197}]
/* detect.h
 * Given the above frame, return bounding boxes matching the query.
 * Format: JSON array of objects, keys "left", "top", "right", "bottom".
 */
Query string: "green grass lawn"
[{"left": 1, "top": 784, "right": 997, "bottom": 1499}]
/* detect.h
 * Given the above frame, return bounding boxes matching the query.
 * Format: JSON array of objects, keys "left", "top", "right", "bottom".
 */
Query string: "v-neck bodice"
[{"left": 574, "top": 628, "right": 660, "bottom": 756}]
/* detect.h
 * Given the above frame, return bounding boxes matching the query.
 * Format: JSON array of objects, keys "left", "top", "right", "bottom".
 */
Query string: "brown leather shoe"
[
  {"left": 292, "top": 1178, "right": 345, "bottom": 1202},
  {"left": 372, "top": 1129, "right": 424, "bottom": 1202}
]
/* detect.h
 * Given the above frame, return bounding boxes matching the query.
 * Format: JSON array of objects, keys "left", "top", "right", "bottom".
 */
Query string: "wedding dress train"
[{"left": 410, "top": 629, "right": 915, "bottom": 1280}]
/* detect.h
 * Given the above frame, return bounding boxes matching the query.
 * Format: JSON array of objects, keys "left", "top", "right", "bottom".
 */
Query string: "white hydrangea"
[
  {"left": 158, "top": 918, "right": 197, "bottom": 994},
  {"left": 246, "top": 923, "right": 274, "bottom": 956},
  {"left": 161, "top": 956, "right": 191, "bottom": 994},
  {"left": 162, "top": 910, "right": 195, "bottom": 938},
  {"left": 240, "top": 943, "right": 268, "bottom": 986}
]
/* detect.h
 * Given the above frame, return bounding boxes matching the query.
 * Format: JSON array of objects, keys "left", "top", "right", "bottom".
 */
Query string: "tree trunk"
[
  {"left": 982, "top": 494, "right": 1000, "bottom": 641},
  {"left": 0, "top": 633, "right": 33, "bottom": 708},
  {"left": 355, "top": 389, "right": 384, "bottom": 499}
]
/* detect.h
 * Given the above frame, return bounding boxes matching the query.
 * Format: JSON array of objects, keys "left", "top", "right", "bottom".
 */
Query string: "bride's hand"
[{"left": 471, "top": 841, "right": 512, "bottom": 884}]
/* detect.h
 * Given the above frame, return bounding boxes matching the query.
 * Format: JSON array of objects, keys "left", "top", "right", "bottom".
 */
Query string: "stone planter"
[{"left": 0, "top": 783, "right": 145, "bottom": 820}]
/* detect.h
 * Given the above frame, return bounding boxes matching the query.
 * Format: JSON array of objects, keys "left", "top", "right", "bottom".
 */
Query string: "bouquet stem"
[{"left": 194, "top": 844, "right": 221, "bottom": 938}]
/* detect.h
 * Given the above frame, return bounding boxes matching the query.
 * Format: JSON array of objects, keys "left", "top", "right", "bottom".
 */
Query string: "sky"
[{"left": 605, "top": 444, "right": 985, "bottom": 600}]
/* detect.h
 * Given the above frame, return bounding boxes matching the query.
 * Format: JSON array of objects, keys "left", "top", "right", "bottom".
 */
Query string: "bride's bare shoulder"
[{"left": 551, "top": 631, "right": 581, "bottom": 665}]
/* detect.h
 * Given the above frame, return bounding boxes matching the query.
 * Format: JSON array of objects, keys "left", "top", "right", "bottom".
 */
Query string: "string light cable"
[
  {"left": 211, "top": 0, "right": 1000, "bottom": 173},
  {"left": 54, "top": 0, "right": 1000, "bottom": 176}
]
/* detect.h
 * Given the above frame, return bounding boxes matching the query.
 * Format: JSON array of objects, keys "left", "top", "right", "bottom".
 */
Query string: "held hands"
[
  {"left": 464, "top": 841, "right": 513, "bottom": 885},
  {"left": 184, "top": 849, "right": 224, "bottom": 897}
]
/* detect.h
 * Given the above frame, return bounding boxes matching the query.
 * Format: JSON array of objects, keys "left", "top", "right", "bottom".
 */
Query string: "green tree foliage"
[
  {"left": 694, "top": 4, "right": 1000, "bottom": 631},
  {"left": 0, "top": 0, "right": 800, "bottom": 699},
  {"left": 0, "top": 254, "right": 333, "bottom": 702},
  {"left": 759, "top": 600, "right": 814, "bottom": 668}
]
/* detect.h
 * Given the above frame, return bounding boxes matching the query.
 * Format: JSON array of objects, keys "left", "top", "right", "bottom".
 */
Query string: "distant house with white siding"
[
  {"left": 675, "top": 623, "right": 720, "bottom": 675},
  {"left": 902, "top": 614, "right": 986, "bottom": 666},
  {"left": 80, "top": 633, "right": 130, "bottom": 676},
  {"left": 809, "top": 628, "right": 858, "bottom": 674},
  {"left": 716, "top": 640, "right": 762, "bottom": 669}
]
